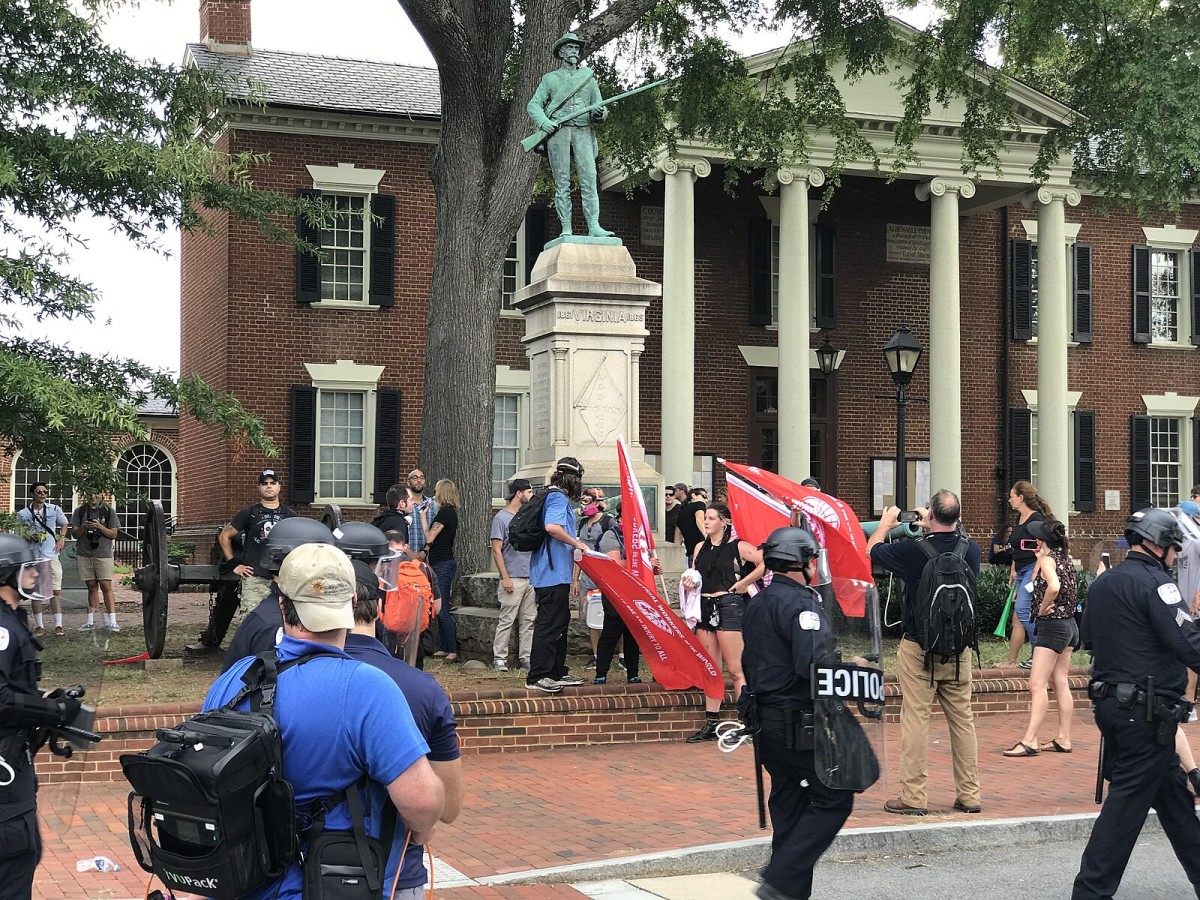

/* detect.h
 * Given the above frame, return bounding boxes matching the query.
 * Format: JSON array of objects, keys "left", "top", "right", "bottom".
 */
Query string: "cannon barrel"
[{"left": 861, "top": 520, "right": 922, "bottom": 541}]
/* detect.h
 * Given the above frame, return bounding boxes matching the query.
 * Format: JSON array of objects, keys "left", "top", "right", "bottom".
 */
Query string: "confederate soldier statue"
[{"left": 526, "top": 32, "right": 616, "bottom": 240}]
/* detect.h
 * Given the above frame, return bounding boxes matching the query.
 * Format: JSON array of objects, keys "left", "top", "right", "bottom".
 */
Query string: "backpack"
[
  {"left": 120, "top": 651, "right": 337, "bottom": 899},
  {"left": 590, "top": 515, "right": 624, "bottom": 554},
  {"left": 507, "top": 486, "right": 562, "bottom": 554},
  {"left": 912, "top": 536, "right": 979, "bottom": 682},
  {"left": 380, "top": 559, "right": 435, "bottom": 635}
]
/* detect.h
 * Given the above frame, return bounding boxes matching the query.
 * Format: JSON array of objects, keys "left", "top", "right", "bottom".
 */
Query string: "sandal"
[
  {"left": 1002, "top": 741, "right": 1039, "bottom": 757},
  {"left": 443, "top": 654, "right": 459, "bottom": 663},
  {"left": 1040, "top": 740, "right": 1072, "bottom": 753}
]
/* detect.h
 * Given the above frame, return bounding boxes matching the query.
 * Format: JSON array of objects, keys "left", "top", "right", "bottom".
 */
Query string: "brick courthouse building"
[{"left": 177, "top": 0, "right": 1200, "bottom": 558}]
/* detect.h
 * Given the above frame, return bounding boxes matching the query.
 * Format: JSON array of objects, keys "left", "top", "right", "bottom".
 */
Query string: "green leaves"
[{"left": 0, "top": 0, "right": 284, "bottom": 499}]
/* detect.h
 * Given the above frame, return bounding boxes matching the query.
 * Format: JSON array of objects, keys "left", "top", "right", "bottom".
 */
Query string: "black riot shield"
[{"left": 811, "top": 661, "right": 883, "bottom": 791}]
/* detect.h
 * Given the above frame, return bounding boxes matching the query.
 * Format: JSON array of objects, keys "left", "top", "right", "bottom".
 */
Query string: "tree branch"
[
  {"left": 397, "top": 0, "right": 474, "bottom": 79},
  {"left": 576, "top": 0, "right": 658, "bottom": 55}
]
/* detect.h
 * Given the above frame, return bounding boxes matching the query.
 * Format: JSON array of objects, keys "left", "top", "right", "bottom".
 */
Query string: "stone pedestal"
[{"left": 512, "top": 242, "right": 667, "bottom": 532}]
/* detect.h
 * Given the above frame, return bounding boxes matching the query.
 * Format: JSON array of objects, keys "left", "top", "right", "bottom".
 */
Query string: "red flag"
[
  {"left": 575, "top": 550, "right": 725, "bottom": 700},
  {"left": 721, "top": 461, "right": 874, "bottom": 617},
  {"left": 617, "top": 435, "right": 657, "bottom": 595},
  {"left": 725, "top": 471, "right": 791, "bottom": 547}
]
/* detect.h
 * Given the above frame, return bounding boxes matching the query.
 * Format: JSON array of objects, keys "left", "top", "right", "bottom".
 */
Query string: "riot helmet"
[
  {"left": 1125, "top": 507, "right": 1184, "bottom": 553},
  {"left": 333, "top": 521, "right": 389, "bottom": 562},
  {"left": 759, "top": 527, "right": 820, "bottom": 573},
  {"left": 261, "top": 518, "right": 335, "bottom": 574},
  {"left": 0, "top": 533, "right": 51, "bottom": 601}
]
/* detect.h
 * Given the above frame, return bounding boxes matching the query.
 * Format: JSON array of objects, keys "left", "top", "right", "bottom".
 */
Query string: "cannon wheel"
[
  {"left": 320, "top": 504, "right": 343, "bottom": 531},
  {"left": 136, "top": 501, "right": 171, "bottom": 658}
]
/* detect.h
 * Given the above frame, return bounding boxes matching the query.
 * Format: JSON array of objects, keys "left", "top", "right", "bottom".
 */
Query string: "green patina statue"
[{"left": 526, "top": 32, "right": 616, "bottom": 240}]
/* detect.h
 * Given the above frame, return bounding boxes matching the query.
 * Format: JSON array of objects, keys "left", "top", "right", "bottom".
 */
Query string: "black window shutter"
[
  {"left": 289, "top": 385, "right": 317, "bottom": 504},
  {"left": 1072, "top": 243, "right": 1093, "bottom": 343},
  {"left": 1073, "top": 410, "right": 1096, "bottom": 512},
  {"left": 372, "top": 388, "right": 402, "bottom": 504},
  {"left": 1009, "top": 407, "right": 1032, "bottom": 484},
  {"left": 814, "top": 224, "right": 836, "bottom": 330},
  {"left": 1129, "top": 414, "right": 1151, "bottom": 511},
  {"left": 748, "top": 218, "right": 772, "bottom": 326},
  {"left": 1194, "top": 416, "right": 1200, "bottom": 490},
  {"left": 296, "top": 188, "right": 323, "bottom": 304},
  {"left": 1132, "top": 245, "right": 1152, "bottom": 343},
  {"left": 1191, "top": 248, "right": 1200, "bottom": 346},
  {"left": 368, "top": 194, "right": 396, "bottom": 308},
  {"left": 1011, "top": 239, "right": 1033, "bottom": 341},
  {"left": 524, "top": 207, "right": 549, "bottom": 285}
]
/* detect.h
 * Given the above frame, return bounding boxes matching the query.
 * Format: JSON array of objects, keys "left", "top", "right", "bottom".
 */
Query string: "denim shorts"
[{"left": 1034, "top": 616, "right": 1079, "bottom": 654}]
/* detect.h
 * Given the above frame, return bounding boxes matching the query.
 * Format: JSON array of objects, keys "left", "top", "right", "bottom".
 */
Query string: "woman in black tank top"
[{"left": 684, "top": 503, "right": 765, "bottom": 742}]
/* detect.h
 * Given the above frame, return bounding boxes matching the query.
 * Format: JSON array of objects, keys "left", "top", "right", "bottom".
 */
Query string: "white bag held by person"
[{"left": 679, "top": 568, "right": 702, "bottom": 629}]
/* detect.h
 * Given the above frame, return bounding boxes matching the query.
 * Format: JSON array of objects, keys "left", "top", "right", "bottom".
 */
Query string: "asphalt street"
[{"left": 808, "top": 825, "right": 1196, "bottom": 899}]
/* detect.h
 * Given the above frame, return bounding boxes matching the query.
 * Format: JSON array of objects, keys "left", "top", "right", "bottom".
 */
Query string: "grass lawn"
[{"left": 39, "top": 621, "right": 1084, "bottom": 710}]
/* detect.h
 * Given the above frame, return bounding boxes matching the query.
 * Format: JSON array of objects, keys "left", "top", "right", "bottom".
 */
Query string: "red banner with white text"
[
  {"left": 617, "top": 435, "right": 658, "bottom": 595},
  {"left": 575, "top": 550, "right": 725, "bottom": 700}
]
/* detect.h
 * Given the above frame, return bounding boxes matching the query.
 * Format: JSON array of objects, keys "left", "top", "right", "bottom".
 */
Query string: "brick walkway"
[{"left": 35, "top": 708, "right": 1190, "bottom": 898}]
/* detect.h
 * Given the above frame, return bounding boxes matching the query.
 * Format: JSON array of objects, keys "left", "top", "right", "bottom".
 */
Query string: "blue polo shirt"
[
  {"left": 530, "top": 490, "right": 575, "bottom": 588},
  {"left": 344, "top": 632, "right": 460, "bottom": 890},
  {"left": 204, "top": 636, "right": 430, "bottom": 900}
]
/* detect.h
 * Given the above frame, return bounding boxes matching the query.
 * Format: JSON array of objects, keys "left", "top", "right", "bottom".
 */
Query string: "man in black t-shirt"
[
  {"left": 664, "top": 482, "right": 687, "bottom": 544},
  {"left": 867, "top": 490, "right": 982, "bottom": 818},
  {"left": 218, "top": 468, "right": 296, "bottom": 614},
  {"left": 677, "top": 487, "right": 708, "bottom": 561}
]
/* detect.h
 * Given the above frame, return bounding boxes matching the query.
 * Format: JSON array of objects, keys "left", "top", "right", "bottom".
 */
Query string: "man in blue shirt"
[
  {"left": 16, "top": 482, "right": 68, "bottom": 636},
  {"left": 867, "top": 490, "right": 982, "bottom": 818},
  {"left": 205, "top": 542, "right": 444, "bottom": 900},
  {"left": 345, "top": 572, "right": 462, "bottom": 898},
  {"left": 526, "top": 457, "right": 591, "bottom": 693}
]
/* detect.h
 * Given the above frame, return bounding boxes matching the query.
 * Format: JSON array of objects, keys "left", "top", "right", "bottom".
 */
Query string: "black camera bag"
[
  {"left": 121, "top": 651, "right": 337, "bottom": 899},
  {"left": 302, "top": 776, "right": 396, "bottom": 900}
]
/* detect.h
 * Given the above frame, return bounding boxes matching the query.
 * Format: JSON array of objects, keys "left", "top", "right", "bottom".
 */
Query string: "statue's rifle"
[{"left": 521, "top": 78, "right": 667, "bottom": 153}]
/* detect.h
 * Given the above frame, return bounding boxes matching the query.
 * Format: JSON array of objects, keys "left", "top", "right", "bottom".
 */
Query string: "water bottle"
[{"left": 76, "top": 856, "right": 121, "bottom": 873}]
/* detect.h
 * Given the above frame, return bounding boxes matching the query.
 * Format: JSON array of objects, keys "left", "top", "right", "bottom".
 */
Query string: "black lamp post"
[
  {"left": 816, "top": 333, "right": 839, "bottom": 377},
  {"left": 882, "top": 325, "right": 923, "bottom": 510}
]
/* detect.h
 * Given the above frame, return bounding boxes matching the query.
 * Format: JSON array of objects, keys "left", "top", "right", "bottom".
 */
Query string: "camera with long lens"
[{"left": 85, "top": 507, "right": 102, "bottom": 548}]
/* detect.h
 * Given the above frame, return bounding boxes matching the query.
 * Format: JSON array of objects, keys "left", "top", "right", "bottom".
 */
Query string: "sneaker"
[
  {"left": 33, "top": 626, "right": 44, "bottom": 636},
  {"left": 493, "top": 658, "right": 508, "bottom": 672},
  {"left": 527, "top": 677, "right": 564, "bottom": 693},
  {"left": 585, "top": 658, "right": 597, "bottom": 670},
  {"left": 556, "top": 674, "right": 586, "bottom": 686},
  {"left": 53, "top": 626, "right": 64, "bottom": 637},
  {"left": 627, "top": 676, "right": 642, "bottom": 684},
  {"left": 185, "top": 640, "right": 221, "bottom": 653},
  {"left": 1019, "top": 657, "right": 1033, "bottom": 670},
  {"left": 78, "top": 622, "right": 95, "bottom": 631},
  {"left": 686, "top": 720, "right": 720, "bottom": 743},
  {"left": 593, "top": 676, "right": 607, "bottom": 685},
  {"left": 109, "top": 623, "right": 121, "bottom": 633},
  {"left": 519, "top": 659, "right": 531, "bottom": 672}
]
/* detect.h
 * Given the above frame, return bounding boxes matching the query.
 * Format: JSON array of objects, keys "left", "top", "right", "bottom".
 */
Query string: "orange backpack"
[{"left": 380, "top": 559, "right": 434, "bottom": 635}]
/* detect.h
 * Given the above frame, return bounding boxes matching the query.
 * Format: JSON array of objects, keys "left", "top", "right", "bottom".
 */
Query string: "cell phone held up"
[
  {"left": 898, "top": 511, "right": 921, "bottom": 524},
  {"left": 1019, "top": 538, "right": 1039, "bottom": 552}
]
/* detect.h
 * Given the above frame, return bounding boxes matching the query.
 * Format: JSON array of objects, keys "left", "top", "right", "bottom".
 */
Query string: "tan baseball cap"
[{"left": 277, "top": 543, "right": 356, "bottom": 632}]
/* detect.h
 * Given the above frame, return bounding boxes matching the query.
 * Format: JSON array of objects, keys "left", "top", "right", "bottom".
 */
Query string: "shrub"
[
  {"left": 167, "top": 540, "right": 195, "bottom": 565},
  {"left": 976, "top": 564, "right": 1011, "bottom": 635}
]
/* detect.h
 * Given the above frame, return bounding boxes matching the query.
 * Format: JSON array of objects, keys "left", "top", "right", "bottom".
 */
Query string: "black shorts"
[
  {"left": 1035, "top": 616, "right": 1079, "bottom": 654},
  {"left": 716, "top": 593, "right": 745, "bottom": 632},
  {"left": 696, "top": 595, "right": 720, "bottom": 632}
]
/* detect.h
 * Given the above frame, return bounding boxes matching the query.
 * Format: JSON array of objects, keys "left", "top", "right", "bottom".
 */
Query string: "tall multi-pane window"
[
  {"left": 1030, "top": 413, "right": 1039, "bottom": 486},
  {"left": 1029, "top": 245, "right": 1040, "bottom": 336},
  {"left": 116, "top": 445, "right": 174, "bottom": 532},
  {"left": 493, "top": 395, "right": 520, "bottom": 498},
  {"left": 1151, "top": 251, "right": 1180, "bottom": 344},
  {"left": 502, "top": 237, "right": 520, "bottom": 310},
  {"left": 12, "top": 457, "right": 75, "bottom": 516},
  {"left": 318, "top": 391, "right": 366, "bottom": 499},
  {"left": 1149, "top": 416, "right": 1181, "bottom": 508},
  {"left": 320, "top": 194, "right": 367, "bottom": 302},
  {"left": 769, "top": 222, "right": 781, "bottom": 324}
]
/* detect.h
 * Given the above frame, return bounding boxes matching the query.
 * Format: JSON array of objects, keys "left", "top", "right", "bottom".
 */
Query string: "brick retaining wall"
[{"left": 39, "top": 668, "right": 1092, "bottom": 783}]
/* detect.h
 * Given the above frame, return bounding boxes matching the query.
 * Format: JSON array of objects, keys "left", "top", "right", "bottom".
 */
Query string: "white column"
[
  {"left": 1026, "top": 185, "right": 1082, "bottom": 523},
  {"left": 776, "top": 166, "right": 825, "bottom": 480},
  {"left": 915, "top": 177, "right": 975, "bottom": 498},
  {"left": 652, "top": 155, "right": 711, "bottom": 485},
  {"left": 630, "top": 349, "right": 642, "bottom": 447}
]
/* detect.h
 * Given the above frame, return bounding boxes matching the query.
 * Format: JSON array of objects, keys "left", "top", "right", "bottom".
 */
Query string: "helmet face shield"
[
  {"left": 374, "top": 551, "right": 405, "bottom": 591},
  {"left": 18, "top": 559, "right": 52, "bottom": 602}
]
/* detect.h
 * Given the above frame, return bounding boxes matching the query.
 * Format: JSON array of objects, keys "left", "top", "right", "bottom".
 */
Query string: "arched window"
[
  {"left": 117, "top": 444, "right": 175, "bottom": 534},
  {"left": 10, "top": 455, "right": 75, "bottom": 516}
]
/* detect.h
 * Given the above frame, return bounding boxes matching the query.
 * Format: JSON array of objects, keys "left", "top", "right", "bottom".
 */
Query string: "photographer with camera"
[
  {"left": 0, "top": 534, "right": 96, "bottom": 898},
  {"left": 70, "top": 492, "right": 120, "bottom": 632}
]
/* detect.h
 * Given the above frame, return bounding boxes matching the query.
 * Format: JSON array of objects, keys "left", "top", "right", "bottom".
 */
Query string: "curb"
[{"left": 475, "top": 810, "right": 1163, "bottom": 886}]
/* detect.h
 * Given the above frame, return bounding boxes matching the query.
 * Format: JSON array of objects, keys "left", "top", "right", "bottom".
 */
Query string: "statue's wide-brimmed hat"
[{"left": 553, "top": 32, "right": 584, "bottom": 56}]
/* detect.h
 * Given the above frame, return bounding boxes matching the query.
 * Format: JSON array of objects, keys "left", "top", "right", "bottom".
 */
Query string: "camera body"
[{"left": 898, "top": 511, "right": 921, "bottom": 524}]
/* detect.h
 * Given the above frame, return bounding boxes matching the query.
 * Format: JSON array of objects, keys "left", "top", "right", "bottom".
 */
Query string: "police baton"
[
  {"left": 753, "top": 732, "right": 767, "bottom": 829},
  {"left": 1094, "top": 734, "right": 1106, "bottom": 804}
]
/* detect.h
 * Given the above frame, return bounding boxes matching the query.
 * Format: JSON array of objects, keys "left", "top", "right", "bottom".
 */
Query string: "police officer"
[
  {"left": 0, "top": 535, "right": 84, "bottom": 898},
  {"left": 221, "top": 517, "right": 335, "bottom": 672},
  {"left": 1073, "top": 508, "right": 1200, "bottom": 899},
  {"left": 740, "top": 527, "right": 867, "bottom": 900}
]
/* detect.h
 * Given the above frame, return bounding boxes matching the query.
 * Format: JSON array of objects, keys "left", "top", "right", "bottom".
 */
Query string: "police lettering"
[{"left": 812, "top": 665, "right": 884, "bottom": 703}]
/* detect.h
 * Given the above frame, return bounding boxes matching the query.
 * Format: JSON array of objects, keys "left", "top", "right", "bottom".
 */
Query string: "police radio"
[{"left": 811, "top": 662, "right": 886, "bottom": 719}]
